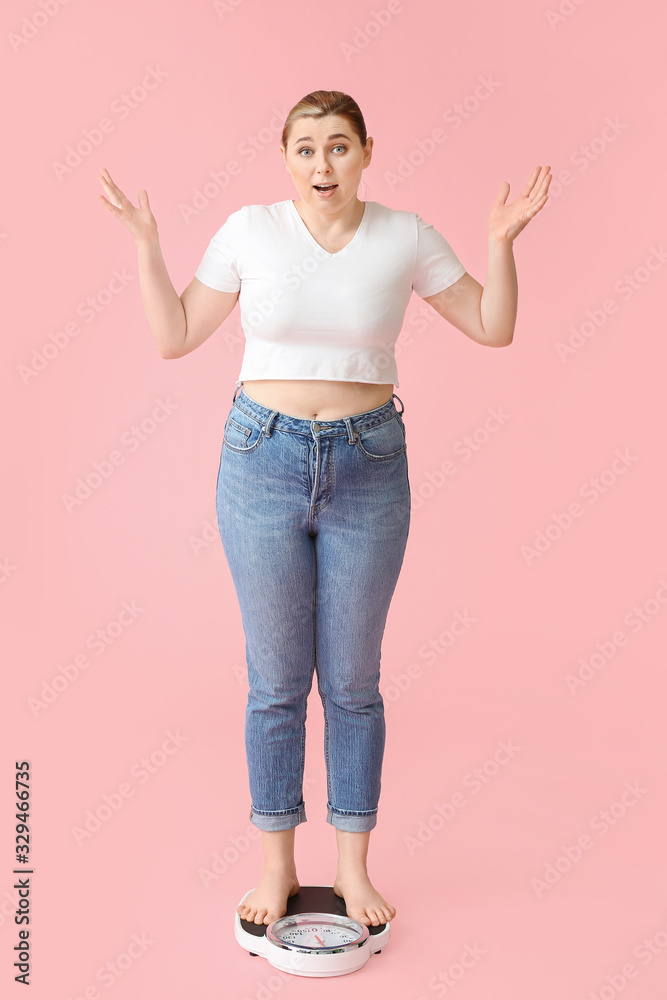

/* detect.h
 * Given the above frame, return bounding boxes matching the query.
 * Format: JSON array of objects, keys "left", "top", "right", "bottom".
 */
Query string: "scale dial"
[{"left": 267, "top": 912, "right": 369, "bottom": 954}]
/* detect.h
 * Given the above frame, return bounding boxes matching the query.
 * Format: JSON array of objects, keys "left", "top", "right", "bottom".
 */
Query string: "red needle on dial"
[{"left": 315, "top": 935, "right": 324, "bottom": 945}]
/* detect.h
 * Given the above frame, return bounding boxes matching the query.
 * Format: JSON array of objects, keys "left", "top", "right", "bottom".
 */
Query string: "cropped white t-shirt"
[{"left": 194, "top": 199, "right": 466, "bottom": 389}]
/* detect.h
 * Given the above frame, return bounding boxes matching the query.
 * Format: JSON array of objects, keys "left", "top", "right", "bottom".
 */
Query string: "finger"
[
  {"left": 98, "top": 172, "right": 119, "bottom": 196},
  {"left": 99, "top": 167, "right": 122, "bottom": 196},
  {"left": 529, "top": 182, "right": 549, "bottom": 207},
  {"left": 527, "top": 168, "right": 551, "bottom": 203},
  {"left": 99, "top": 176, "right": 125, "bottom": 208},
  {"left": 520, "top": 166, "right": 541, "bottom": 199},
  {"left": 538, "top": 165, "right": 551, "bottom": 189},
  {"left": 531, "top": 180, "right": 549, "bottom": 204},
  {"left": 493, "top": 180, "right": 510, "bottom": 207},
  {"left": 99, "top": 182, "right": 123, "bottom": 209},
  {"left": 527, "top": 193, "right": 549, "bottom": 216},
  {"left": 527, "top": 164, "right": 551, "bottom": 199},
  {"left": 98, "top": 193, "right": 120, "bottom": 213}
]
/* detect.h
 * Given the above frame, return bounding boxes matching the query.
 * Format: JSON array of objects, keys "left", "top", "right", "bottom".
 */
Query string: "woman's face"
[{"left": 281, "top": 114, "right": 372, "bottom": 210}]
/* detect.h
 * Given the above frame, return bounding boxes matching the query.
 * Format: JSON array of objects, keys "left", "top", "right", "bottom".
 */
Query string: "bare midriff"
[{"left": 240, "top": 379, "right": 394, "bottom": 420}]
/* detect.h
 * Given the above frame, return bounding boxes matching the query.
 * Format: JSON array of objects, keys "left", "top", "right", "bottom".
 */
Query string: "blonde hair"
[{"left": 282, "top": 90, "right": 368, "bottom": 151}]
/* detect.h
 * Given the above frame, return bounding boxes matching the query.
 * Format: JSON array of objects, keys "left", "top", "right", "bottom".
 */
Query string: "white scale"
[{"left": 235, "top": 884, "right": 390, "bottom": 977}]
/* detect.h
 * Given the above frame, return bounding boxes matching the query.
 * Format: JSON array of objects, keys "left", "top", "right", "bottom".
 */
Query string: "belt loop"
[
  {"left": 343, "top": 415, "right": 357, "bottom": 445},
  {"left": 232, "top": 382, "right": 242, "bottom": 404},
  {"left": 392, "top": 392, "right": 405, "bottom": 416},
  {"left": 264, "top": 410, "right": 278, "bottom": 438}
]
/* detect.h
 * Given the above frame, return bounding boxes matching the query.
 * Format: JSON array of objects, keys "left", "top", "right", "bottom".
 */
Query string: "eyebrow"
[{"left": 293, "top": 133, "right": 350, "bottom": 144}]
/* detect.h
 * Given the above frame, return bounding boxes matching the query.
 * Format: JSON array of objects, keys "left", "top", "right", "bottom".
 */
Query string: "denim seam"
[
  {"left": 251, "top": 805, "right": 303, "bottom": 816},
  {"left": 328, "top": 806, "right": 378, "bottom": 816},
  {"left": 314, "top": 544, "right": 332, "bottom": 808},
  {"left": 355, "top": 443, "right": 406, "bottom": 462},
  {"left": 304, "top": 541, "right": 315, "bottom": 807},
  {"left": 251, "top": 418, "right": 396, "bottom": 440}
]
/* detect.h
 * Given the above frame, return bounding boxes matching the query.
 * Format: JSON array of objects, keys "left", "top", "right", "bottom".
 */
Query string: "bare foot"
[
  {"left": 333, "top": 869, "right": 396, "bottom": 926},
  {"left": 237, "top": 870, "right": 301, "bottom": 925}
]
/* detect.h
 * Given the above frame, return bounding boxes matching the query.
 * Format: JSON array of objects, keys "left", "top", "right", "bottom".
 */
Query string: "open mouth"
[{"left": 313, "top": 184, "right": 338, "bottom": 191}]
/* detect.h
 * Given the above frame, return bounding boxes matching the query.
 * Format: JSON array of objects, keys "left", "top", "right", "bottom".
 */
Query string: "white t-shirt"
[{"left": 194, "top": 199, "right": 466, "bottom": 388}]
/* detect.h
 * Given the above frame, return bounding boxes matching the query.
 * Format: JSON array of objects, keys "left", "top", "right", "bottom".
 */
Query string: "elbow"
[
  {"left": 489, "top": 335, "right": 514, "bottom": 348},
  {"left": 481, "top": 323, "right": 515, "bottom": 348},
  {"left": 158, "top": 335, "right": 187, "bottom": 360}
]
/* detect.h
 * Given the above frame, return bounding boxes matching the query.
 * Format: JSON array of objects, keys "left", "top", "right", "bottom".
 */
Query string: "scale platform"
[{"left": 235, "top": 884, "right": 390, "bottom": 977}]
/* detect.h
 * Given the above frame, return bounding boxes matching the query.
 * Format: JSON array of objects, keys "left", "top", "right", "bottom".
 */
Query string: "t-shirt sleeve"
[
  {"left": 412, "top": 213, "right": 466, "bottom": 298},
  {"left": 194, "top": 206, "right": 247, "bottom": 292}
]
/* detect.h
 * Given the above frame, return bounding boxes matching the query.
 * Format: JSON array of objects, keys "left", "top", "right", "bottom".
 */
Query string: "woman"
[{"left": 98, "top": 90, "right": 550, "bottom": 931}]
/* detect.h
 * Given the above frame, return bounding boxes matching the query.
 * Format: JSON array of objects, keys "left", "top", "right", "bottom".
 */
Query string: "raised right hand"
[{"left": 97, "top": 167, "right": 159, "bottom": 245}]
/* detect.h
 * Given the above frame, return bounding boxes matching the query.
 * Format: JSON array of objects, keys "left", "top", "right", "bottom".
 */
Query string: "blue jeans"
[{"left": 216, "top": 384, "right": 411, "bottom": 832}]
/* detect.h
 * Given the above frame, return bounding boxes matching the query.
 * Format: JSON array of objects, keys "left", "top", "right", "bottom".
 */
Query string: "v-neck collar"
[{"left": 287, "top": 199, "right": 370, "bottom": 258}]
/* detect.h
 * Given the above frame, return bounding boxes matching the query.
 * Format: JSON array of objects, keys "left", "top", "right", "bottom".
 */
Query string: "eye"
[{"left": 297, "top": 145, "right": 347, "bottom": 156}]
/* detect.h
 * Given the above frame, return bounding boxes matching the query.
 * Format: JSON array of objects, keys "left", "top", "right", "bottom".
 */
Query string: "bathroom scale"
[{"left": 234, "top": 884, "right": 390, "bottom": 977}]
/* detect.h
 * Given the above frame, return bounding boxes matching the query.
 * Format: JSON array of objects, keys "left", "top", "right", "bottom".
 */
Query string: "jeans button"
[{"left": 312, "top": 422, "right": 320, "bottom": 431}]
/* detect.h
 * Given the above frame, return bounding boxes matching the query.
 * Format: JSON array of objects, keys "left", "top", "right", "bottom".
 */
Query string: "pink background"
[{"left": 2, "top": 0, "right": 666, "bottom": 996}]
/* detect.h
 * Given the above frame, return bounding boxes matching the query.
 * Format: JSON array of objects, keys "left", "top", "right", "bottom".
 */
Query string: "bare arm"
[
  {"left": 171, "top": 277, "right": 240, "bottom": 359},
  {"left": 135, "top": 236, "right": 186, "bottom": 356},
  {"left": 98, "top": 167, "right": 239, "bottom": 359},
  {"left": 136, "top": 239, "right": 240, "bottom": 358},
  {"left": 421, "top": 165, "right": 551, "bottom": 348},
  {"left": 421, "top": 238, "right": 517, "bottom": 349},
  {"left": 421, "top": 271, "right": 492, "bottom": 346}
]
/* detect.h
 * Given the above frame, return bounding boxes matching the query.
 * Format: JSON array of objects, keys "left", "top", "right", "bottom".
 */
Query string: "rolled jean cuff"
[
  {"left": 326, "top": 804, "right": 378, "bottom": 832},
  {"left": 249, "top": 801, "right": 307, "bottom": 831}
]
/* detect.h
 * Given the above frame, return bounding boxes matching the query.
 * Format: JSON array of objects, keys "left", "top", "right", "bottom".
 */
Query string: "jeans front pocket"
[
  {"left": 223, "top": 406, "right": 266, "bottom": 453},
  {"left": 355, "top": 414, "right": 406, "bottom": 461}
]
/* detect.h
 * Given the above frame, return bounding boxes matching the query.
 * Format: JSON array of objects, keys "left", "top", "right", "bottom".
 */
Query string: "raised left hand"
[{"left": 488, "top": 165, "right": 552, "bottom": 243}]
